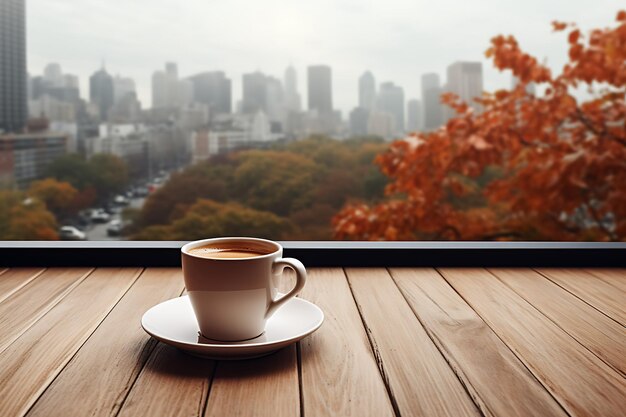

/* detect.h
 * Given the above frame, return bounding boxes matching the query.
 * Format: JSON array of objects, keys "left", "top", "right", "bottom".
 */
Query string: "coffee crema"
[{"left": 188, "top": 246, "right": 267, "bottom": 259}]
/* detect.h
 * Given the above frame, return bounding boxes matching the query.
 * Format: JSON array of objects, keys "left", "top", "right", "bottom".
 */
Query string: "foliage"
[
  {"left": 47, "top": 153, "right": 130, "bottom": 203},
  {"left": 0, "top": 190, "right": 58, "bottom": 240},
  {"left": 134, "top": 136, "right": 388, "bottom": 240},
  {"left": 134, "top": 199, "right": 292, "bottom": 240},
  {"left": 28, "top": 178, "right": 78, "bottom": 221},
  {"left": 334, "top": 11, "right": 626, "bottom": 241}
]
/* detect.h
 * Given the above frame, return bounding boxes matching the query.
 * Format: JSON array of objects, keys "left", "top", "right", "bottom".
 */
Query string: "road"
[{"left": 85, "top": 197, "right": 145, "bottom": 241}]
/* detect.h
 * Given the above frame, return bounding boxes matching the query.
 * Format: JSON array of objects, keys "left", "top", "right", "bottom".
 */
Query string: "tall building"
[
  {"left": 242, "top": 72, "right": 268, "bottom": 114},
  {"left": 349, "top": 107, "right": 369, "bottom": 136},
  {"left": 359, "top": 71, "right": 376, "bottom": 110},
  {"left": 407, "top": 99, "right": 423, "bottom": 132},
  {"left": 89, "top": 67, "right": 114, "bottom": 121},
  {"left": 284, "top": 65, "right": 301, "bottom": 113},
  {"left": 421, "top": 73, "right": 443, "bottom": 131},
  {"left": 377, "top": 82, "right": 405, "bottom": 134},
  {"left": 152, "top": 62, "right": 182, "bottom": 109},
  {"left": 0, "top": 0, "right": 27, "bottom": 133},
  {"left": 307, "top": 65, "right": 333, "bottom": 115},
  {"left": 445, "top": 62, "right": 483, "bottom": 117},
  {"left": 113, "top": 76, "right": 136, "bottom": 103},
  {"left": 265, "top": 76, "right": 284, "bottom": 123},
  {"left": 188, "top": 71, "right": 232, "bottom": 114}
]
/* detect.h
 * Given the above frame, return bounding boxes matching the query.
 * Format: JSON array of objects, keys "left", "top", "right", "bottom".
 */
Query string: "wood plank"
[
  {"left": 346, "top": 268, "right": 480, "bottom": 417},
  {"left": 117, "top": 343, "right": 215, "bottom": 417},
  {"left": 298, "top": 268, "right": 395, "bottom": 417},
  {"left": 0, "top": 267, "right": 142, "bottom": 417},
  {"left": 0, "top": 268, "right": 92, "bottom": 353},
  {"left": 0, "top": 268, "right": 46, "bottom": 304},
  {"left": 441, "top": 268, "right": 626, "bottom": 417},
  {"left": 27, "top": 268, "right": 185, "bottom": 417},
  {"left": 389, "top": 268, "right": 567, "bottom": 417},
  {"left": 582, "top": 268, "right": 626, "bottom": 293},
  {"left": 536, "top": 268, "right": 626, "bottom": 325},
  {"left": 204, "top": 270, "right": 300, "bottom": 417},
  {"left": 491, "top": 268, "right": 626, "bottom": 376},
  {"left": 205, "top": 346, "right": 299, "bottom": 417}
]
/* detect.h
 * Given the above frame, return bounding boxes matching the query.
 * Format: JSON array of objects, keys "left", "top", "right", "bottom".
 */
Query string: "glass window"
[{"left": 0, "top": 1, "right": 624, "bottom": 242}]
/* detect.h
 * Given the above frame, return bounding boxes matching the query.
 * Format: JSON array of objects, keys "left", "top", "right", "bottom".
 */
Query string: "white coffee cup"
[{"left": 181, "top": 237, "right": 307, "bottom": 341}]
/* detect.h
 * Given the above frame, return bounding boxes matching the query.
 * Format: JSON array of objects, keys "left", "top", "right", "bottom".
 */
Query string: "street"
[{"left": 85, "top": 197, "right": 145, "bottom": 241}]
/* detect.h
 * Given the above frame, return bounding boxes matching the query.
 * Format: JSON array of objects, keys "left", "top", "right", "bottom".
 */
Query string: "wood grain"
[
  {"left": 441, "top": 268, "right": 626, "bottom": 417},
  {"left": 346, "top": 268, "right": 480, "bottom": 417},
  {"left": 0, "top": 268, "right": 46, "bottom": 304},
  {"left": 536, "top": 268, "right": 626, "bottom": 325},
  {"left": 389, "top": 268, "right": 567, "bottom": 417},
  {"left": 205, "top": 346, "right": 299, "bottom": 417},
  {"left": 27, "top": 268, "right": 184, "bottom": 417},
  {"left": 117, "top": 343, "right": 215, "bottom": 417},
  {"left": 0, "top": 268, "right": 92, "bottom": 353},
  {"left": 582, "top": 268, "right": 626, "bottom": 292},
  {"left": 298, "top": 268, "right": 395, "bottom": 417},
  {"left": 491, "top": 268, "right": 626, "bottom": 376},
  {"left": 0, "top": 267, "right": 142, "bottom": 417}
]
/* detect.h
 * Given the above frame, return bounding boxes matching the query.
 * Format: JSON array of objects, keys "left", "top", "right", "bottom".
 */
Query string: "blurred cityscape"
[{"left": 0, "top": 0, "right": 493, "bottom": 241}]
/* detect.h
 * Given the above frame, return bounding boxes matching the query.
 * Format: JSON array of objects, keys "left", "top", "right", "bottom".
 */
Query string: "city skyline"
[{"left": 26, "top": 0, "right": 621, "bottom": 116}]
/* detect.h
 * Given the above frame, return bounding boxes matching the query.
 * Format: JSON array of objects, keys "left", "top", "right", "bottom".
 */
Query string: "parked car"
[
  {"left": 135, "top": 186, "right": 149, "bottom": 197},
  {"left": 90, "top": 209, "right": 110, "bottom": 223},
  {"left": 106, "top": 219, "right": 124, "bottom": 237},
  {"left": 114, "top": 195, "right": 130, "bottom": 206},
  {"left": 59, "top": 226, "right": 86, "bottom": 241}
]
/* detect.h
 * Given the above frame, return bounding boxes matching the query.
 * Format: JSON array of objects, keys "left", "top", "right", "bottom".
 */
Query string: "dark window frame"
[{"left": 1, "top": 241, "right": 625, "bottom": 267}]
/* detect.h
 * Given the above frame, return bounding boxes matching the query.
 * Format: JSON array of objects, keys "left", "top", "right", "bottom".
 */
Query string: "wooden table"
[{"left": 0, "top": 267, "right": 624, "bottom": 416}]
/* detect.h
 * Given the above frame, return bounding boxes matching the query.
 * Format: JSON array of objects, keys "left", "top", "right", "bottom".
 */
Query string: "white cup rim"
[{"left": 181, "top": 237, "right": 282, "bottom": 261}]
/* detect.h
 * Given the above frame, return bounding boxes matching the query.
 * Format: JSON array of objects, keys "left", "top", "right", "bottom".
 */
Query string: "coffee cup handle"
[{"left": 266, "top": 258, "right": 307, "bottom": 318}]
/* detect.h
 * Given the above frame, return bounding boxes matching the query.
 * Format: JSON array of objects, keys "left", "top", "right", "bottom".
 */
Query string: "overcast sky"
[{"left": 28, "top": 0, "right": 622, "bottom": 115}]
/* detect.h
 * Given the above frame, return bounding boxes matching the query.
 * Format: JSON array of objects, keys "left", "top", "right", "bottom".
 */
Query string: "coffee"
[
  {"left": 182, "top": 237, "right": 307, "bottom": 341},
  {"left": 188, "top": 245, "right": 266, "bottom": 259}
]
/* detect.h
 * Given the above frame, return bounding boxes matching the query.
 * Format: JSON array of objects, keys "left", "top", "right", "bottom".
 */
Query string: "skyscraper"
[
  {"left": 445, "top": 62, "right": 483, "bottom": 117},
  {"left": 242, "top": 72, "right": 268, "bottom": 114},
  {"left": 284, "top": 65, "right": 301, "bottom": 113},
  {"left": 421, "top": 73, "right": 443, "bottom": 131},
  {"left": 113, "top": 76, "right": 136, "bottom": 103},
  {"left": 89, "top": 67, "right": 114, "bottom": 122},
  {"left": 188, "top": 72, "right": 231, "bottom": 114},
  {"left": 307, "top": 65, "right": 333, "bottom": 115},
  {"left": 377, "top": 82, "right": 405, "bottom": 134},
  {"left": 407, "top": 99, "right": 423, "bottom": 132},
  {"left": 152, "top": 62, "right": 182, "bottom": 109},
  {"left": 0, "top": 0, "right": 27, "bottom": 133},
  {"left": 359, "top": 71, "right": 376, "bottom": 110}
]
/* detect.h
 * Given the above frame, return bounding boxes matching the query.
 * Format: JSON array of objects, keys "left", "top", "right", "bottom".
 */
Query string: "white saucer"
[{"left": 141, "top": 295, "right": 324, "bottom": 360}]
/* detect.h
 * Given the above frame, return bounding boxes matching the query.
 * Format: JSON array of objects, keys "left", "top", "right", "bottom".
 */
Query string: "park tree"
[
  {"left": 0, "top": 190, "right": 58, "bottom": 240},
  {"left": 233, "top": 150, "right": 317, "bottom": 216},
  {"left": 89, "top": 154, "right": 129, "bottom": 200},
  {"left": 133, "top": 199, "right": 292, "bottom": 240},
  {"left": 28, "top": 178, "right": 79, "bottom": 221},
  {"left": 334, "top": 11, "right": 626, "bottom": 241}
]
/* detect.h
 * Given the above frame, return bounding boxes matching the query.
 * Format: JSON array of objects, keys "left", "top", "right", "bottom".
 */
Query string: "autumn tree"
[
  {"left": 0, "top": 190, "right": 58, "bottom": 240},
  {"left": 133, "top": 199, "right": 293, "bottom": 240},
  {"left": 334, "top": 11, "right": 626, "bottom": 241},
  {"left": 28, "top": 178, "right": 79, "bottom": 221}
]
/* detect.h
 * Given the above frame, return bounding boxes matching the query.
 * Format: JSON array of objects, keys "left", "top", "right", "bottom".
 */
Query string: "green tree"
[
  {"left": 46, "top": 154, "right": 94, "bottom": 190},
  {"left": 89, "top": 154, "right": 129, "bottom": 200},
  {"left": 234, "top": 150, "right": 317, "bottom": 216}
]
